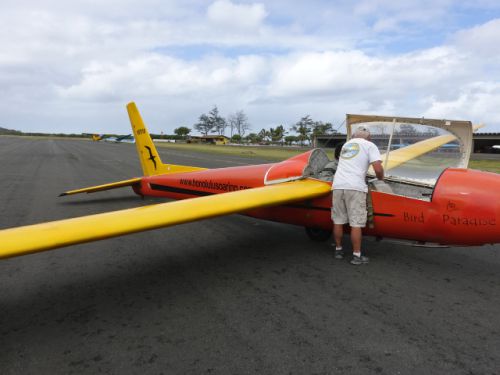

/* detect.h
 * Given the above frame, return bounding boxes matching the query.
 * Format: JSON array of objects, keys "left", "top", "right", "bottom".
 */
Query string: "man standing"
[{"left": 332, "top": 127, "right": 384, "bottom": 265}]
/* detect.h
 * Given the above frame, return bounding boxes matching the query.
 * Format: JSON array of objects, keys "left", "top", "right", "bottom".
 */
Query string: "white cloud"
[
  {"left": 1, "top": 0, "right": 500, "bottom": 134},
  {"left": 57, "top": 54, "right": 268, "bottom": 102},
  {"left": 424, "top": 82, "right": 500, "bottom": 126},
  {"left": 354, "top": 0, "right": 453, "bottom": 32},
  {"left": 267, "top": 47, "right": 464, "bottom": 100},
  {"left": 451, "top": 18, "right": 500, "bottom": 59},
  {"left": 207, "top": 0, "right": 268, "bottom": 31}
]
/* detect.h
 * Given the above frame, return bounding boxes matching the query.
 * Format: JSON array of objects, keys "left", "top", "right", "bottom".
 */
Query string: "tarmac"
[{"left": 0, "top": 137, "right": 499, "bottom": 374}]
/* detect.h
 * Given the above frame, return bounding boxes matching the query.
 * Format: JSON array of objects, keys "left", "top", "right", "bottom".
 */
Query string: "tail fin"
[{"left": 126, "top": 102, "right": 205, "bottom": 176}]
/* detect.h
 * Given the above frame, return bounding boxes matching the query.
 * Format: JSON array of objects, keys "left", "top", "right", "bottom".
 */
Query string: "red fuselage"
[{"left": 134, "top": 151, "right": 500, "bottom": 246}]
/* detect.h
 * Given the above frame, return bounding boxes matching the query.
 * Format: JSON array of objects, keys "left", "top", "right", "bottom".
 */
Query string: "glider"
[
  {"left": 91, "top": 134, "right": 104, "bottom": 141},
  {"left": 0, "top": 103, "right": 499, "bottom": 259},
  {"left": 89, "top": 133, "right": 135, "bottom": 143},
  {"left": 103, "top": 134, "right": 135, "bottom": 143}
]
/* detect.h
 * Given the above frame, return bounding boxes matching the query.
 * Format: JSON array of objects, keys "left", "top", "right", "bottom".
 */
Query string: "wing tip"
[{"left": 126, "top": 101, "right": 137, "bottom": 111}]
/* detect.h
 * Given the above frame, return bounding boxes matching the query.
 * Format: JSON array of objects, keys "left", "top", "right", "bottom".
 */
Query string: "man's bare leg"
[
  {"left": 334, "top": 224, "right": 344, "bottom": 248},
  {"left": 350, "top": 227, "right": 362, "bottom": 254},
  {"left": 350, "top": 227, "right": 369, "bottom": 264},
  {"left": 333, "top": 224, "right": 345, "bottom": 259}
]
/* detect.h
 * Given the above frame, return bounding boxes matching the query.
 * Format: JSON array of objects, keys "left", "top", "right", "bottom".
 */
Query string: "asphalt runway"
[{"left": 0, "top": 137, "right": 499, "bottom": 375}]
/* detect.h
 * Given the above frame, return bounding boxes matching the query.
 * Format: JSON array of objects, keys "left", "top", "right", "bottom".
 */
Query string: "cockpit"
[{"left": 309, "top": 114, "right": 474, "bottom": 201}]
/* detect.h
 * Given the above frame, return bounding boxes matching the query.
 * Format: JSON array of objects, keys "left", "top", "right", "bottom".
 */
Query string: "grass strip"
[
  {"left": 468, "top": 160, "right": 500, "bottom": 173},
  {"left": 154, "top": 142, "right": 311, "bottom": 161}
]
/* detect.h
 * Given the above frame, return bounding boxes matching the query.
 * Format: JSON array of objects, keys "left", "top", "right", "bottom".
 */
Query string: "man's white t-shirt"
[{"left": 332, "top": 138, "right": 381, "bottom": 193}]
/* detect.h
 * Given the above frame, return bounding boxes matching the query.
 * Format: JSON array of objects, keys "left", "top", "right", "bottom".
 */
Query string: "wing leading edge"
[
  {"left": 59, "top": 177, "right": 142, "bottom": 196},
  {"left": 0, "top": 179, "right": 331, "bottom": 259}
]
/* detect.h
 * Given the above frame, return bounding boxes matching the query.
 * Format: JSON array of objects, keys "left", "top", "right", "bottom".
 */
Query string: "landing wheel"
[{"left": 305, "top": 227, "right": 331, "bottom": 242}]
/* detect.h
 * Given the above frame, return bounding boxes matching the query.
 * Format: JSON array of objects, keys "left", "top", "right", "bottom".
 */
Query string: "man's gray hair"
[{"left": 352, "top": 126, "right": 370, "bottom": 140}]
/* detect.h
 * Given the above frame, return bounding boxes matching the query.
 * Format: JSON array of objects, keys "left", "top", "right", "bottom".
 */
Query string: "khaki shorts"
[{"left": 332, "top": 189, "right": 367, "bottom": 227}]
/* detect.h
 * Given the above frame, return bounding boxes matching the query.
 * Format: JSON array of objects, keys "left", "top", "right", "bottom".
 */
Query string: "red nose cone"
[{"left": 432, "top": 169, "right": 500, "bottom": 245}]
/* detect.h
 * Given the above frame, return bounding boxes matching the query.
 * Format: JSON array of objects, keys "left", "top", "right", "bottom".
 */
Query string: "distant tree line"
[
  {"left": 0, "top": 127, "right": 23, "bottom": 135},
  {"left": 0, "top": 126, "right": 88, "bottom": 138},
  {"left": 176, "top": 106, "right": 340, "bottom": 145},
  {"left": 1, "top": 106, "right": 341, "bottom": 145}
]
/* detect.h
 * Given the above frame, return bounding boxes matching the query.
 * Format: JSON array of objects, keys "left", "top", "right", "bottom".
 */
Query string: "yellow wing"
[
  {"left": 371, "top": 124, "right": 483, "bottom": 172},
  {"left": 381, "top": 133, "right": 457, "bottom": 171},
  {"left": 0, "top": 179, "right": 330, "bottom": 259},
  {"left": 59, "top": 177, "right": 142, "bottom": 196}
]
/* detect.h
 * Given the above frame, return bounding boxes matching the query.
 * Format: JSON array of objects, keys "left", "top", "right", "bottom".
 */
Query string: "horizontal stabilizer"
[
  {"left": 59, "top": 177, "right": 142, "bottom": 196},
  {"left": 1, "top": 179, "right": 331, "bottom": 259}
]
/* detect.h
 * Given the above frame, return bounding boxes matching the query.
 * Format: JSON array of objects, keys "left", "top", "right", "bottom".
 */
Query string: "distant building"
[
  {"left": 313, "top": 134, "right": 347, "bottom": 149},
  {"left": 188, "top": 135, "right": 230, "bottom": 145},
  {"left": 473, "top": 132, "right": 500, "bottom": 153}
]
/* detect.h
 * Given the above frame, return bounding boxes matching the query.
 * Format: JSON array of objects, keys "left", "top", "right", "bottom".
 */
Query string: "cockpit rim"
[{"left": 345, "top": 113, "right": 474, "bottom": 187}]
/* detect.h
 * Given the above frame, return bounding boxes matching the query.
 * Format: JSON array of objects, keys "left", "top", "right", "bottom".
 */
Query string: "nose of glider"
[
  {"left": 477, "top": 171, "right": 500, "bottom": 244},
  {"left": 468, "top": 170, "right": 500, "bottom": 243},
  {"left": 433, "top": 168, "right": 500, "bottom": 245},
  {"left": 496, "top": 186, "right": 500, "bottom": 243},
  {"left": 469, "top": 171, "right": 499, "bottom": 244}
]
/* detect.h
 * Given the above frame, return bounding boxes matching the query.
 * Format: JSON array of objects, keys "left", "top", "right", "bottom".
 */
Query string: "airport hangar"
[{"left": 313, "top": 132, "right": 500, "bottom": 154}]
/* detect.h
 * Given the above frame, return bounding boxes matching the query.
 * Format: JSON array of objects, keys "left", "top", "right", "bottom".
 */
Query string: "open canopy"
[{"left": 346, "top": 114, "right": 473, "bottom": 186}]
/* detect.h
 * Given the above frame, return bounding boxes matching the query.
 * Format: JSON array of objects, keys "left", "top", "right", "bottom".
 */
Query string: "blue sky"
[{"left": 1, "top": 0, "right": 500, "bottom": 134}]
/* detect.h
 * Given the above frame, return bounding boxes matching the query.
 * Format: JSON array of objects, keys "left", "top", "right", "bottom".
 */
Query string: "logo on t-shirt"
[{"left": 340, "top": 142, "right": 360, "bottom": 159}]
